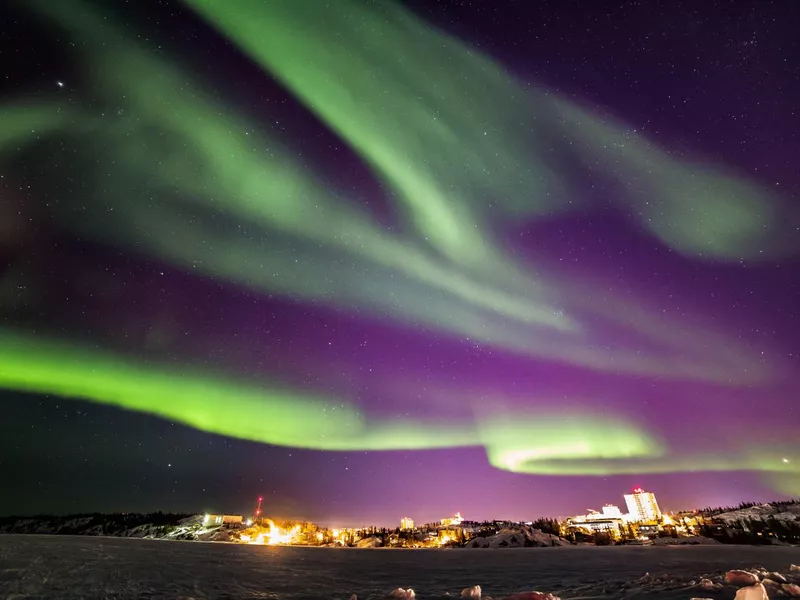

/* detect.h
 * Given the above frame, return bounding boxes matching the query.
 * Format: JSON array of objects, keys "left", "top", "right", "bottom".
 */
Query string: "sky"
[{"left": 0, "top": 0, "right": 798, "bottom": 527}]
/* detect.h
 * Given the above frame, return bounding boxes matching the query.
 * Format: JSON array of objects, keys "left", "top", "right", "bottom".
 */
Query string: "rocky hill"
[
  {"left": 0, "top": 513, "right": 237, "bottom": 541},
  {"left": 712, "top": 502, "right": 800, "bottom": 524}
]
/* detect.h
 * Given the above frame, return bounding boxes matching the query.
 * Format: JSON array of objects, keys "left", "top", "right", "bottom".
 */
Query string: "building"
[
  {"left": 441, "top": 512, "right": 463, "bottom": 527},
  {"left": 624, "top": 488, "right": 661, "bottom": 523},
  {"left": 203, "top": 514, "right": 244, "bottom": 527},
  {"left": 400, "top": 517, "right": 415, "bottom": 530},
  {"left": 569, "top": 518, "right": 624, "bottom": 539},
  {"left": 600, "top": 504, "right": 623, "bottom": 519},
  {"left": 579, "top": 504, "right": 624, "bottom": 522},
  {"left": 568, "top": 506, "right": 625, "bottom": 540}
]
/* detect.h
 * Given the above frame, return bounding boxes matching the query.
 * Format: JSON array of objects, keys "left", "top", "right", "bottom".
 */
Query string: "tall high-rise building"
[
  {"left": 624, "top": 488, "right": 661, "bottom": 523},
  {"left": 400, "top": 517, "right": 415, "bottom": 530}
]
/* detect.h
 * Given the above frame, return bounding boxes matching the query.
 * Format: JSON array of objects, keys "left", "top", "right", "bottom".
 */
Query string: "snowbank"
[{"left": 467, "top": 527, "right": 569, "bottom": 548}]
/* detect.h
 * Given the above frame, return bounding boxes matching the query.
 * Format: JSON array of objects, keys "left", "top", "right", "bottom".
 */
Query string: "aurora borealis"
[{"left": 1, "top": 0, "right": 798, "bottom": 524}]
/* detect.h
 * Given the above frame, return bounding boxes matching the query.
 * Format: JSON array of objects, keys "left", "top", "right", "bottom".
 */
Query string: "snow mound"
[
  {"left": 467, "top": 527, "right": 569, "bottom": 548},
  {"left": 355, "top": 536, "right": 382, "bottom": 548},
  {"left": 714, "top": 503, "right": 800, "bottom": 524}
]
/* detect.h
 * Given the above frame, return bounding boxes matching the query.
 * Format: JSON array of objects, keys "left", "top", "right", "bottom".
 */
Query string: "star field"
[{"left": 0, "top": 0, "right": 798, "bottom": 526}]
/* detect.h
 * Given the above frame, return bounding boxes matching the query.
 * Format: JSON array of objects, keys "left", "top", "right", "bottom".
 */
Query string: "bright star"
[
  {"left": 782, "top": 458, "right": 790, "bottom": 464},
  {"left": 56, "top": 81, "right": 64, "bottom": 88}
]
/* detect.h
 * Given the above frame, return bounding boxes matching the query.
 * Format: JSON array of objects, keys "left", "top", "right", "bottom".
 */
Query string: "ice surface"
[{"left": 0, "top": 535, "right": 798, "bottom": 599}]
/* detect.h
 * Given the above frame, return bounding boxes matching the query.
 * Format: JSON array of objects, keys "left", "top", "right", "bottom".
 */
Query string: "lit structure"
[
  {"left": 599, "top": 504, "right": 623, "bottom": 519},
  {"left": 400, "top": 517, "right": 415, "bottom": 530},
  {"left": 330, "top": 528, "right": 354, "bottom": 546},
  {"left": 568, "top": 490, "right": 665, "bottom": 540},
  {"left": 441, "top": 512, "right": 463, "bottom": 527},
  {"left": 263, "top": 520, "right": 300, "bottom": 545},
  {"left": 572, "top": 504, "right": 623, "bottom": 523},
  {"left": 203, "top": 514, "right": 243, "bottom": 526},
  {"left": 437, "top": 530, "right": 454, "bottom": 546},
  {"left": 568, "top": 505, "right": 626, "bottom": 539},
  {"left": 568, "top": 517, "right": 624, "bottom": 539},
  {"left": 242, "top": 519, "right": 300, "bottom": 545},
  {"left": 624, "top": 488, "right": 662, "bottom": 523}
]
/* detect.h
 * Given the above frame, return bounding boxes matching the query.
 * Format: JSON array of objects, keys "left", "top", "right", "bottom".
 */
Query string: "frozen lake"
[{"left": 0, "top": 535, "right": 798, "bottom": 599}]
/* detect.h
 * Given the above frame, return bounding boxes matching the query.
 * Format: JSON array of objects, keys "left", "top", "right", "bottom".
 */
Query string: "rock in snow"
[
  {"left": 783, "top": 583, "right": 800, "bottom": 597},
  {"left": 698, "top": 578, "right": 717, "bottom": 590},
  {"left": 374, "top": 564, "right": 800, "bottom": 600},
  {"left": 726, "top": 571, "right": 760, "bottom": 586},
  {"left": 734, "top": 584, "right": 769, "bottom": 600},
  {"left": 461, "top": 585, "right": 482, "bottom": 598},
  {"left": 387, "top": 585, "right": 563, "bottom": 600}
]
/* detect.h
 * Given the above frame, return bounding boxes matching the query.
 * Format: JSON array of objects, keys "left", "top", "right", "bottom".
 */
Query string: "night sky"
[{"left": 1, "top": 0, "right": 798, "bottom": 528}]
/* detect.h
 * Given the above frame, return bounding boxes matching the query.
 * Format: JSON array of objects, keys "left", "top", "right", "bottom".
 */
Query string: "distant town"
[
  {"left": 3, "top": 488, "right": 797, "bottom": 548},
  {"left": 193, "top": 488, "right": 799, "bottom": 548}
]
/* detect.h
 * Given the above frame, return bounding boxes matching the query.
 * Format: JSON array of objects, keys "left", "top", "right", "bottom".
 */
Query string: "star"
[{"left": 56, "top": 81, "right": 64, "bottom": 88}]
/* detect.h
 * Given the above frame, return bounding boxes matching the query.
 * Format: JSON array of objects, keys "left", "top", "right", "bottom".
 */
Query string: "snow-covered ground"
[
  {"left": 0, "top": 514, "right": 239, "bottom": 542},
  {"left": 467, "top": 527, "right": 569, "bottom": 548},
  {"left": 1, "top": 534, "right": 798, "bottom": 599}
]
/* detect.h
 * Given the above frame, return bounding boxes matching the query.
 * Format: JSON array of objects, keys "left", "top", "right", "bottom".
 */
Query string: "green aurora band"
[
  {"left": 7, "top": 0, "right": 783, "bottom": 383},
  {"left": 185, "top": 0, "right": 797, "bottom": 263},
  {"left": 0, "top": 329, "right": 658, "bottom": 459},
  {"left": 1, "top": 330, "right": 797, "bottom": 478},
  {"left": 0, "top": 0, "right": 796, "bottom": 486}
]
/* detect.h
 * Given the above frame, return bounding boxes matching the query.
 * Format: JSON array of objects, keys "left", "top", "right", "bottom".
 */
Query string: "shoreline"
[{"left": 1, "top": 532, "right": 795, "bottom": 550}]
